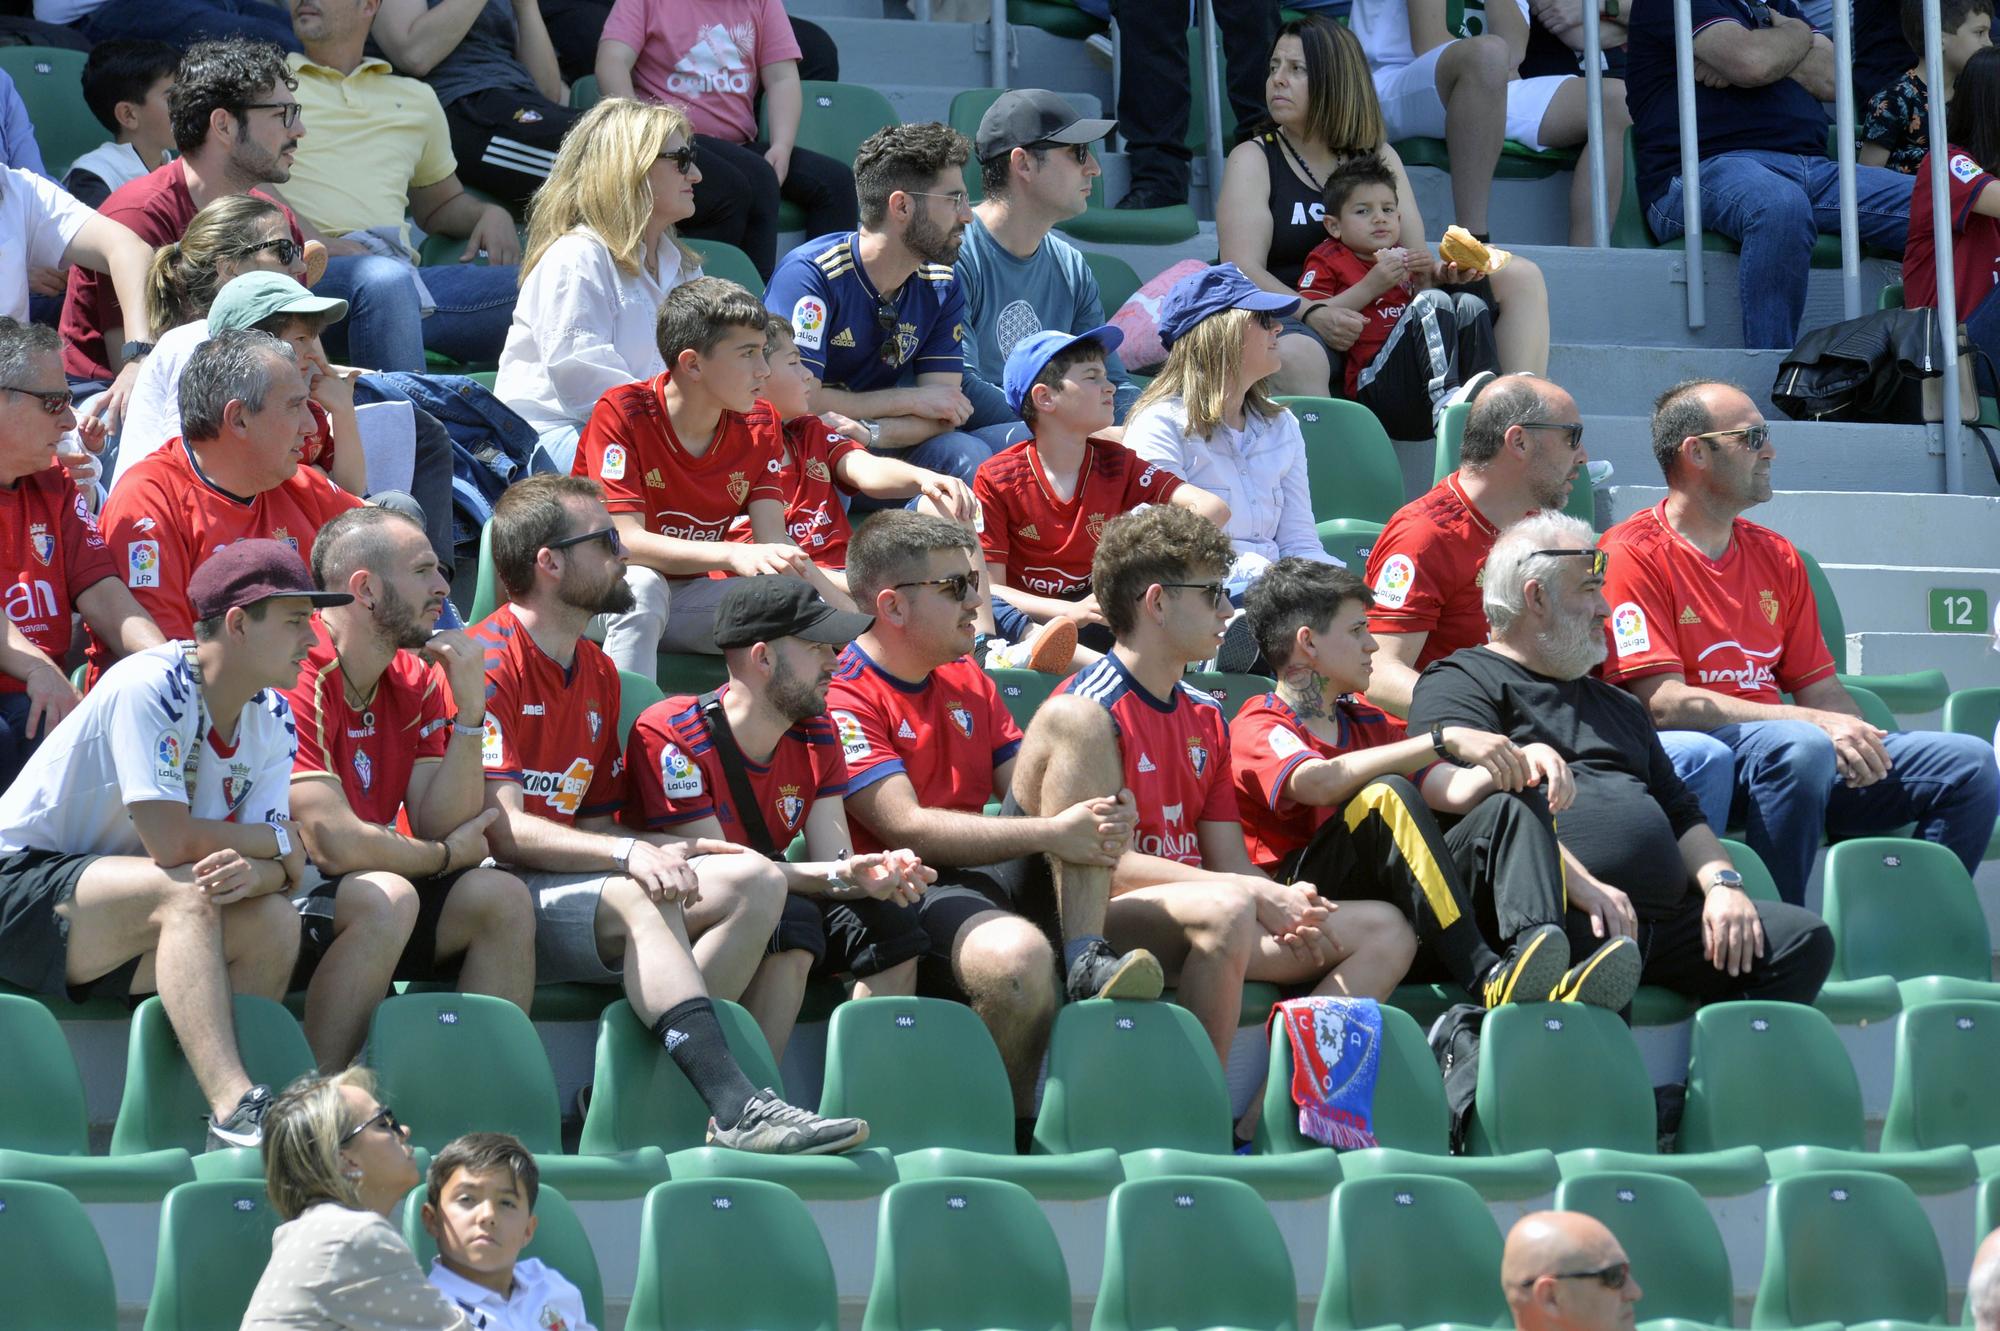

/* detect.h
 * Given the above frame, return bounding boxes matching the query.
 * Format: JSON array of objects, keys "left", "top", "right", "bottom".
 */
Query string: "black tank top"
[{"left": 1259, "top": 132, "right": 1330, "bottom": 290}]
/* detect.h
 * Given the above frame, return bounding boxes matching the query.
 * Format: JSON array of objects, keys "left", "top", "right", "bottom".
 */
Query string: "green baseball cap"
[{"left": 207, "top": 271, "right": 348, "bottom": 333}]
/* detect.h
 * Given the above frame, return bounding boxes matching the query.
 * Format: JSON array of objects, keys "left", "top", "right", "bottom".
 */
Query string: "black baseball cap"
[
  {"left": 975, "top": 88, "right": 1116, "bottom": 163},
  {"left": 712, "top": 576, "right": 874, "bottom": 650}
]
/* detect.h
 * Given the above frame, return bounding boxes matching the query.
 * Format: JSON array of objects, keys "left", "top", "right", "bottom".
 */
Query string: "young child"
[
  {"left": 1297, "top": 156, "right": 1501, "bottom": 440},
  {"left": 65, "top": 40, "right": 180, "bottom": 209},
  {"left": 973, "top": 326, "right": 1228, "bottom": 672},
  {"left": 422, "top": 1133, "right": 596, "bottom": 1331},
  {"left": 1860, "top": 0, "right": 1993, "bottom": 173}
]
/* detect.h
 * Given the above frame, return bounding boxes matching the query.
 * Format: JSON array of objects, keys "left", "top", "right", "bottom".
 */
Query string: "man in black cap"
[
  {"left": 0, "top": 538, "right": 346, "bottom": 1150},
  {"left": 956, "top": 89, "right": 1141, "bottom": 433},
  {"left": 625, "top": 575, "right": 935, "bottom": 1060}
]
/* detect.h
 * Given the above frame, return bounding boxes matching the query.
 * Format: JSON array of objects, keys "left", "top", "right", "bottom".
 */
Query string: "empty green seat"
[
  {"left": 0, "top": 1178, "right": 117, "bottom": 1331},
  {"left": 1092, "top": 1175, "right": 1300, "bottom": 1331},
  {"left": 1798, "top": 549, "right": 1949, "bottom": 713},
  {"left": 143, "top": 1178, "right": 281, "bottom": 1331},
  {"left": 1257, "top": 1003, "right": 1558, "bottom": 1200},
  {"left": 988, "top": 665, "right": 1064, "bottom": 729},
  {"left": 1276, "top": 395, "right": 1408, "bottom": 519},
  {"left": 569, "top": 73, "right": 599, "bottom": 109},
  {"left": 1751, "top": 1171, "right": 1949, "bottom": 1330},
  {"left": 619, "top": 667, "right": 666, "bottom": 740},
  {"left": 0, "top": 993, "right": 193, "bottom": 1200},
  {"left": 818, "top": 997, "right": 1121, "bottom": 1198},
  {"left": 1822, "top": 838, "right": 2000, "bottom": 1008},
  {"left": 1980, "top": 1172, "right": 2000, "bottom": 1239},
  {"left": 1182, "top": 670, "right": 1276, "bottom": 719},
  {"left": 628, "top": 1178, "right": 839, "bottom": 1331},
  {"left": 1035, "top": 999, "right": 1338, "bottom": 1199},
  {"left": 1317, "top": 1173, "right": 1507, "bottom": 1331},
  {"left": 367, "top": 992, "right": 667, "bottom": 1200},
  {"left": 577, "top": 998, "right": 893, "bottom": 1198},
  {"left": 1318, "top": 518, "right": 1384, "bottom": 571},
  {"left": 1554, "top": 1172, "right": 1734, "bottom": 1330},
  {"left": 0, "top": 48, "right": 107, "bottom": 177},
  {"left": 862, "top": 1177, "right": 1072, "bottom": 1331},
  {"left": 1469, "top": 1003, "right": 1767, "bottom": 1195},
  {"left": 1008, "top": 0, "right": 1106, "bottom": 37},
  {"left": 399, "top": 1182, "right": 605, "bottom": 1330},
  {"left": 1084, "top": 249, "right": 1144, "bottom": 316},
  {"left": 690, "top": 238, "right": 765, "bottom": 299},
  {"left": 1940, "top": 687, "right": 2000, "bottom": 860},
  {"left": 1880, "top": 1000, "right": 2000, "bottom": 1176},
  {"left": 763, "top": 81, "right": 898, "bottom": 231}
]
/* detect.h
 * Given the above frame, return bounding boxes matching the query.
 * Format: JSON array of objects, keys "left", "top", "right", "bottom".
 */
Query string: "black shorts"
[
  {"left": 910, "top": 796, "right": 1061, "bottom": 999},
  {"left": 290, "top": 867, "right": 473, "bottom": 991},
  {"left": 767, "top": 891, "right": 929, "bottom": 980},
  {"left": 0, "top": 847, "right": 140, "bottom": 1001}
]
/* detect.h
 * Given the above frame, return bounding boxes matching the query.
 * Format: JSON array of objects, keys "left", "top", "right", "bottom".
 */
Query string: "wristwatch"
[
  {"left": 269, "top": 821, "right": 292, "bottom": 858},
  {"left": 1429, "top": 722, "right": 1458, "bottom": 765},
  {"left": 861, "top": 419, "right": 882, "bottom": 449},
  {"left": 450, "top": 713, "right": 484, "bottom": 740},
  {"left": 120, "top": 340, "right": 155, "bottom": 363},
  {"left": 1707, "top": 868, "right": 1746, "bottom": 892},
  {"left": 610, "top": 836, "right": 637, "bottom": 871}
]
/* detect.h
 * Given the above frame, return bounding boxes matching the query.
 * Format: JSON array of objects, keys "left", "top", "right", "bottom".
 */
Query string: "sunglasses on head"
[
  {"left": 0, "top": 384, "right": 73, "bottom": 416},
  {"left": 339, "top": 1104, "right": 402, "bottom": 1145},
  {"left": 658, "top": 144, "right": 698, "bottom": 176},
  {"left": 548, "top": 525, "right": 624, "bottom": 556},
  {"left": 894, "top": 572, "right": 975, "bottom": 602},
  {"left": 1533, "top": 548, "right": 1608, "bottom": 576},
  {"left": 235, "top": 237, "right": 304, "bottom": 266}
]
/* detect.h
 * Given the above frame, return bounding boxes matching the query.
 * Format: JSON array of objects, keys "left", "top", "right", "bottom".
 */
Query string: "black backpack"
[{"left": 1427, "top": 1003, "right": 1484, "bottom": 1155}]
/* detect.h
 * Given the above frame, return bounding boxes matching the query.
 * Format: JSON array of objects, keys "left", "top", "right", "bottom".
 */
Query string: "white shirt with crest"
[{"left": 427, "top": 1258, "right": 594, "bottom": 1331}]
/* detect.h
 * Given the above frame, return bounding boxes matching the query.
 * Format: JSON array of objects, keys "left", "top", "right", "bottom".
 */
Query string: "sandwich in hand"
[{"left": 1439, "top": 224, "right": 1512, "bottom": 275}]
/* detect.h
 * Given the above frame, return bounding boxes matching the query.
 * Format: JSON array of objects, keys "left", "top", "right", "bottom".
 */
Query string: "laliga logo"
[{"left": 1613, "top": 605, "right": 1644, "bottom": 638}]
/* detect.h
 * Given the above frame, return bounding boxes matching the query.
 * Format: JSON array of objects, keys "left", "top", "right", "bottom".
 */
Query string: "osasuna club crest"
[
  {"left": 726, "top": 471, "right": 750, "bottom": 505},
  {"left": 352, "top": 749, "right": 373, "bottom": 793},
  {"left": 586, "top": 708, "right": 602, "bottom": 742},
  {"left": 775, "top": 783, "right": 805, "bottom": 829},
  {"left": 1186, "top": 736, "right": 1208, "bottom": 775},
  {"left": 947, "top": 703, "right": 974, "bottom": 738},
  {"left": 28, "top": 523, "right": 53, "bottom": 565},
  {"left": 222, "top": 771, "right": 254, "bottom": 814}
]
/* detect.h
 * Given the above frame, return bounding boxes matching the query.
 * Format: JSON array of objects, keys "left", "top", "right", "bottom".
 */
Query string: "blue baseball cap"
[
  {"left": 1156, "top": 263, "right": 1300, "bottom": 349},
  {"left": 1002, "top": 324, "right": 1125, "bottom": 415}
]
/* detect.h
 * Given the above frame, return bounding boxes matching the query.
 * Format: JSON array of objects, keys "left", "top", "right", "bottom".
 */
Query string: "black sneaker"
[
  {"left": 1550, "top": 936, "right": 1642, "bottom": 1010},
  {"left": 205, "top": 1083, "right": 274, "bottom": 1152},
  {"left": 706, "top": 1090, "right": 869, "bottom": 1155},
  {"left": 1065, "top": 939, "right": 1165, "bottom": 1003},
  {"left": 1116, "top": 185, "right": 1187, "bottom": 211},
  {"left": 1480, "top": 923, "right": 1570, "bottom": 1008}
]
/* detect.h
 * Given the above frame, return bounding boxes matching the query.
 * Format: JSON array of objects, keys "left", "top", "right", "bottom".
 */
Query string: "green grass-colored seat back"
[
  {"left": 949, "top": 89, "right": 1005, "bottom": 202},
  {"left": 1751, "top": 1171, "right": 1948, "bottom": 1329},
  {"left": 142, "top": 1178, "right": 281, "bottom": 1331},
  {"left": 1315, "top": 1173, "right": 1506, "bottom": 1331},
  {"left": 400, "top": 1183, "right": 605, "bottom": 1330},
  {"left": 1824, "top": 838, "right": 1993, "bottom": 982},
  {"left": 1092, "top": 1175, "right": 1298, "bottom": 1331},
  {"left": 570, "top": 74, "right": 599, "bottom": 109},
  {"left": 1553, "top": 1172, "right": 1735, "bottom": 1326},
  {"left": 987, "top": 666, "right": 1063, "bottom": 729},
  {"left": 1716, "top": 838, "right": 1784, "bottom": 902},
  {"left": 0, "top": 992, "right": 92, "bottom": 1155},
  {"left": 629, "top": 1178, "right": 838, "bottom": 1331},
  {"left": 1276, "top": 395, "right": 1407, "bottom": 524},
  {"left": 690, "top": 238, "right": 765, "bottom": 299},
  {"left": 1881, "top": 999, "right": 2000, "bottom": 1153},
  {"left": 1469, "top": 1002, "right": 1656, "bottom": 1155},
  {"left": 1084, "top": 249, "right": 1144, "bottom": 315},
  {"left": 367, "top": 992, "right": 563, "bottom": 1154},
  {"left": 619, "top": 668, "right": 667, "bottom": 744},
  {"left": 0, "top": 1178, "right": 116, "bottom": 1331},
  {"left": 862, "top": 1177, "right": 1071, "bottom": 1331},
  {"left": 819, "top": 997, "right": 1016, "bottom": 1153},
  {"left": 111, "top": 994, "right": 316, "bottom": 1156},
  {"left": 1035, "top": 999, "right": 1234, "bottom": 1155},
  {"left": 1317, "top": 518, "right": 1385, "bottom": 570},
  {"left": 1943, "top": 686, "right": 2000, "bottom": 746},
  {"left": 0, "top": 48, "right": 106, "bottom": 177},
  {"left": 1182, "top": 670, "right": 1275, "bottom": 718},
  {"left": 578, "top": 997, "right": 780, "bottom": 1154},
  {"left": 769, "top": 80, "right": 898, "bottom": 179},
  {"left": 1679, "top": 1001, "right": 1863, "bottom": 1152}
]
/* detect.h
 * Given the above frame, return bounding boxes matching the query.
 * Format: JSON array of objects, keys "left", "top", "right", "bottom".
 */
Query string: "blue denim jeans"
[
  {"left": 1667, "top": 719, "right": 2000, "bottom": 904},
  {"left": 1964, "top": 280, "right": 2000, "bottom": 396},
  {"left": 316, "top": 254, "right": 519, "bottom": 372},
  {"left": 1658, "top": 729, "right": 1738, "bottom": 832},
  {"left": 1647, "top": 150, "right": 1915, "bottom": 348}
]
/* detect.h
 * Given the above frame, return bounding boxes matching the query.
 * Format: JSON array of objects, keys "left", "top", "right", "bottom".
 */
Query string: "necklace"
[{"left": 1275, "top": 128, "right": 1325, "bottom": 194}]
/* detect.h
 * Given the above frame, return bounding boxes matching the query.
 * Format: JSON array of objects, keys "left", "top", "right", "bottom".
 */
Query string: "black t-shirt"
[
  {"left": 1408, "top": 646, "right": 1705, "bottom": 916},
  {"left": 1258, "top": 131, "right": 1328, "bottom": 290}
]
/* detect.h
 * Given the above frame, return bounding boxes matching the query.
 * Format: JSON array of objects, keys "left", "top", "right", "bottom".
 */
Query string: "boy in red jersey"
[
  {"left": 1232, "top": 557, "right": 1639, "bottom": 1010},
  {"left": 628, "top": 576, "right": 934, "bottom": 1059},
  {"left": 973, "top": 327, "right": 1227, "bottom": 673},
  {"left": 283, "top": 506, "right": 535, "bottom": 1070},
  {"left": 473, "top": 474, "right": 867, "bottom": 1154},
  {"left": 828, "top": 509, "right": 1160, "bottom": 1118},
  {"left": 1056, "top": 504, "right": 1415, "bottom": 1073},
  {"left": 571, "top": 277, "right": 850, "bottom": 673}
]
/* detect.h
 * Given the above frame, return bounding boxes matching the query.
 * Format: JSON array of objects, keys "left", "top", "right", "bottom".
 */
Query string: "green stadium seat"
[
  {"left": 0, "top": 48, "right": 107, "bottom": 178},
  {"left": 1798, "top": 548, "right": 1950, "bottom": 713},
  {"left": 1034, "top": 999, "right": 1339, "bottom": 1199},
  {"left": 1940, "top": 687, "right": 2000, "bottom": 859},
  {"left": 399, "top": 1182, "right": 606, "bottom": 1330},
  {"left": 619, "top": 667, "right": 667, "bottom": 742},
  {"left": 1980, "top": 1172, "right": 2000, "bottom": 1240},
  {"left": 110, "top": 994, "right": 316, "bottom": 1179},
  {"left": 0, "top": 1178, "right": 117, "bottom": 1331},
  {"left": 1432, "top": 400, "right": 1596, "bottom": 525},
  {"left": 1676, "top": 1001, "right": 1976, "bottom": 1192},
  {"left": 1468, "top": 1003, "right": 1768, "bottom": 1195},
  {"left": 690, "top": 238, "right": 766, "bottom": 299},
  {"left": 1395, "top": 134, "right": 1579, "bottom": 181},
  {"left": 1751, "top": 1171, "right": 1950, "bottom": 1330},
  {"left": 628, "top": 1178, "right": 839, "bottom": 1331},
  {"left": 862, "top": 1177, "right": 1073, "bottom": 1331},
  {"left": 1822, "top": 838, "right": 2000, "bottom": 1008},
  {"left": 1315, "top": 1173, "right": 1507, "bottom": 1331},
  {"left": 1276, "top": 395, "right": 1407, "bottom": 521},
  {"left": 1007, "top": 0, "right": 1107, "bottom": 39},
  {"left": 1092, "top": 1175, "right": 1300, "bottom": 1331},
  {"left": 762, "top": 81, "right": 898, "bottom": 231},
  {"left": 142, "top": 1178, "right": 281, "bottom": 1331},
  {"left": 818, "top": 997, "right": 1122, "bottom": 1198},
  {"left": 1257, "top": 1003, "right": 1560, "bottom": 1200},
  {"left": 366, "top": 992, "right": 668, "bottom": 1200},
  {"left": 1880, "top": 282, "right": 1906, "bottom": 310},
  {"left": 1717, "top": 837, "right": 1782, "bottom": 903},
  {"left": 1084, "top": 249, "right": 1144, "bottom": 316},
  {"left": 1182, "top": 670, "right": 1276, "bottom": 718},
  {"left": 0, "top": 993, "right": 193, "bottom": 1201},
  {"left": 1880, "top": 1000, "right": 2000, "bottom": 1176},
  {"left": 988, "top": 665, "right": 1064, "bottom": 728},
  {"left": 1553, "top": 1172, "right": 1735, "bottom": 1331},
  {"left": 577, "top": 998, "right": 894, "bottom": 1199},
  {"left": 570, "top": 74, "right": 599, "bottom": 109},
  {"left": 1317, "top": 518, "right": 1383, "bottom": 570}
]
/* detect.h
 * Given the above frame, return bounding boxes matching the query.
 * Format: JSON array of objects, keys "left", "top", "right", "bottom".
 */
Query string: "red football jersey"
[
  {"left": 572, "top": 372, "right": 785, "bottom": 539},
  {"left": 471, "top": 604, "right": 625, "bottom": 827},
  {"left": 1904, "top": 146, "right": 2000, "bottom": 326},
  {"left": 1363, "top": 473, "right": 1512, "bottom": 669},
  {"left": 1298, "top": 238, "right": 1409, "bottom": 397},
  {"left": 626, "top": 687, "right": 849, "bottom": 844},
  {"left": 285, "top": 618, "right": 455, "bottom": 826},
  {"left": 1058, "top": 653, "right": 1235, "bottom": 866},
  {"left": 726, "top": 408, "right": 863, "bottom": 567},
  {"left": 95, "top": 437, "right": 363, "bottom": 660},
  {"left": 1598, "top": 502, "right": 1835, "bottom": 705},
  {"left": 0, "top": 466, "right": 117, "bottom": 695},
  {"left": 826, "top": 643, "right": 1022, "bottom": 855},
  {"left": 1230, "top": 690, "right": 1418, "bottom": 871},
  {"left": 975, "top": 436, "right": 1183, "bottom": 598}
]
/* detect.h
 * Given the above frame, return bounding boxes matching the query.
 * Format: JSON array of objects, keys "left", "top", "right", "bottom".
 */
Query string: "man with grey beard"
[{"left": 1408, "top": 511, "right": 1832, "bottom": 1005}]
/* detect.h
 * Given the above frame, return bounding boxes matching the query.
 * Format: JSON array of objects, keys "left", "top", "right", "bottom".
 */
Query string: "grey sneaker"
[
  {"left": 707, "top": 1090, "right": 869, "bottom": 1155},
  {"left": 1065, "top": 939, "right": 1165, "bottom": 1003},
  {"left": 1480, "top": 923, "right": 1570, "bottom": 1008},
  {"left": 205, "top": 1083, "right": 273, "bottom": 1152},
  {"left": 1550, "top": 936, "right": 1642, "bottom": 1010},
  {"left": 1214, "top": 612, "right": 1260, "bottom": 674}
]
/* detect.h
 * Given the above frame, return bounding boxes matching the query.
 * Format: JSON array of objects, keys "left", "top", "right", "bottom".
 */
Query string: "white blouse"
[
  {"left": 494, "top": 225, "right": 699, "bottom": 436},
  {"left": 239, "top": 1202, "right": 470, "bottom": 1331}
]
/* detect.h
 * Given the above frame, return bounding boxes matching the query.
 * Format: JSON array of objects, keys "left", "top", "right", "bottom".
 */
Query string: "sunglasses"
[
  {"left": 339, "top": 1104, "right": 403, "bottom": 1145},
  {"left": 1, "top": 384, "right": 73, "bottom": 416},
  {"left": 240, "top": 100, "right": 302, "bottom": 129},
  {"left": 1163, "top": 580, "right": 1231, "bottom": 609},
  {"left": 1033, "top": 141, "right": 1093, "bottom": 165},
  {"left": 894, "top": 572, "right": 975, "bottom": 602},
  {"left": 876, "top": 297, "right": 908, "bottom": 370},
  {"left": 1533, "top": 547, "right": 1609, "bottom": 576},
  {"left": 658, "top": 144, "right": 699, "bottom": 176},
  {"left": 1521, "top": 420, "right": 1586, "bottom": 449},
  {"left": 1693, "top": 424, "right": 1770, "bottom": 451},
  {"left": 1519, "top": 1261, "right": 1631, "bottom": 1291},
  {"left": 235, "top": 237, "right": 304, "bottom": 266},
  {"left": 548, "top": 525, "right": 625, "bottom": 556}
]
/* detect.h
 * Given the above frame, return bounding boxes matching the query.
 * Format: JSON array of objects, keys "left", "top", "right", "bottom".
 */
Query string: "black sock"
[
  {"left": 1015, "top": 1116, "right": 1037, "bottom": 1155},
  {"left": 653, "top": 998, "right": 760, "bottom": 1130}
]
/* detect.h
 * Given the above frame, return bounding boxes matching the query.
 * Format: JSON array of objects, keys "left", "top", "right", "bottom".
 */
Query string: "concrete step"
[
  {"left": 1821, "top": 563, "right": 2000, "bottom": 639},
  {"left": 1590, "top": 419, "right": 1952, "bottom": 497},
  {"left": 790, "top": 0, "right": 901, "bottom": 16},
  {"left": 1847, "top": 630, "right": 2000, "bottom": 701},
  {"left": 1555, "top": 345, "right": 1788, "bottom": 417},
  {"left": 1609, "top": 487, "right": 2000, "bottom": 569},
  {"left": 813, "top": 16, "right": 1111, "bottom": 103},
  {"left": 877, "top": 84, "right": 1107, "bottom": 138}
]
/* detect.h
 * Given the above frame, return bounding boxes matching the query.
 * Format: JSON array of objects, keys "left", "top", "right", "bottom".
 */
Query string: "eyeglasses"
[
  {"left": 548, "top": 525, "right": 624, "bottom": 556},
  {"left": 1162, "top": 580, "right": 1231, "bottom": 609},
  {"left": 1521, "top": 420, "right": 1586, "bottom": 450},
  {"left": 1692, "top": 424, "right": 1770, "bottom": 451},
  {"left": 234, "top": 237, "right": 303, "bottom": 266},
  {"left": 239, "top": 100, "right": 302, "bottom": 129},
  {"left": 1517, "top": 1261, "right": 1631, "bottom": 1291},
  {"left": 876, "top": 296, "right": 908, "bottom": 369},
  {"left": 339, "top": 1104, "right": 403, "bottom": 1145},
  {"left": 903, "top": 188, "right": 970, "bottom": 210},
  {"left": 1033, "top": 141, "right": 1093, "bottom": 165},
  {"left": 893, "top": 572, "right": 975, "bottom": 602},
  {"left": 658, "top": 144, "right": 699, "bottom": 176},
  {"left": 1532, "top": 548, "right": 1609, "bottom": 576},
  {"left": 0, "top": 384, "right": 73, "bottom": 415}
]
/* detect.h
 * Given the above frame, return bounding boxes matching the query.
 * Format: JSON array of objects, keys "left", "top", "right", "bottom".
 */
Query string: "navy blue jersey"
[{"left": 765, "top": 232, "right": 968, "bottom": 392}]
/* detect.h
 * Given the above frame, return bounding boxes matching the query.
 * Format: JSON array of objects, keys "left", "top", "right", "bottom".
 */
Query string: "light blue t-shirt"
[{"left": 953, "top": 214, "right": 1137, "bottom": 428}]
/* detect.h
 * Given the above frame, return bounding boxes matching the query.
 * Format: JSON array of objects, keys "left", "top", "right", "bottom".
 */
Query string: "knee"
[
  {"left": 1024, "top": 693, "right": 1117, "bottom": 751},
  {"left": 1601, "top": 81, "right": 1633, "bottom": 127},
  {"left": 227, "top": 892, "right": 303, "bottom": 957},
  {"left": 960, "top": 918, "right": 1058, "bottom": 1010},
  {"left": 1277, "top": 333, "right": 1332, "bottom": 393},
  {"left": 344, "top": 255, "right": 422, "bottom": 305},
  {"left": 1751, "top": 183, "right": 1814, "bottom": 234},
  {"left": 1457, "top": 34, "right": 1513, "bottom": 87},
  {"left": 624, "top": 565, "right": 671, "bottom": 625},
  {"left": 345, "top": 872, "right": 420, "bottom": 935},
  {"left": 1344, "top": 900, "right": 1420, "bottom": 970},
  {"left": 1188, "top": 880, "right": 1261, "bottom": 956},
  {"left": 1758, "top": 721, "right": 1838, "bottom": 778},
  {"left": 1673, "top": 731, "right": 1737, "bottom": 774},
  {"left": 455, "top": 868, "right": 535, "bottom": 934},
  {"left": 710, "top": 856, "right": 789, "bottom": 929},
  {"left": 1451, "top": 291, "right": 1489, "bottom": 320}
]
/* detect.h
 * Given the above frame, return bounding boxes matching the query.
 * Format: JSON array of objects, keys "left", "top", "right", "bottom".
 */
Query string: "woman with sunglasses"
[
  {"left": 496, "top": 97, "right": 707, "bottom": 476},
  {"left": 241, "top": 1069, "right": 471, "bottom": 1330}
]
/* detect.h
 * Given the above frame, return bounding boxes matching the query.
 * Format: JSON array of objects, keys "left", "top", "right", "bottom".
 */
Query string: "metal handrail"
[
  {"left": 1199, "top": 0, "right": 1226, "bottom": 213},
  {"left": 1921, "top": 0, "right": 1964, "bottom": 492},
  {"left": 1671, "top": 0, "right": 1705, "bottom": 327},
  {"left": 1583, "top": 0, "right": 1609, "bottom": 246},
  {"left": 1830, "top": 0, "right": 1861, "bottom": 318},
  {"left": 989, "top": 0, "right": 1007, "bottom": 90}
]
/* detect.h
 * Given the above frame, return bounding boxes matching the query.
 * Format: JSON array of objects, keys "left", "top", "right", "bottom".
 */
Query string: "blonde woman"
[
  {"left": 495, "top": 96, "right": 705, "bottom": 474},
  {"left": 240, "top": 1070, "right": 469, "bottom": 1331}
]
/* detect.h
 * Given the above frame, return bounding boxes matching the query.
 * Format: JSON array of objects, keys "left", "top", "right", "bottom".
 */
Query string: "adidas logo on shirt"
[
  {"left": 1019, "top": 523, "right": 1039, "bottom": 540},
  {"left": 1679, "top": 606, "right": 1701, "bottom": 624},
  {"left": 832, "top": 328, "right": 856, "bottom": 348},
  {"left": 645, "top": 468, "right": 665, "bottom": 489},
  {"left": 1136, "top": 751, "right": 1156, "bottom": 772},
  {"left": 898, "top": 719, "right": 917, "bottom": 739}
]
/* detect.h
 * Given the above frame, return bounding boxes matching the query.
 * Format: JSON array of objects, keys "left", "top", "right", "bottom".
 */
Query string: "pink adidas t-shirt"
[{"left": 600, "top": 0, "right": 802, "bottom": 144}]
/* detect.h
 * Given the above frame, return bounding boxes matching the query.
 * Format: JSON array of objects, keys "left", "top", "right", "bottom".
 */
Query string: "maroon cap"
[{"left": 188, "top": 539, "right": 353, "bottom": 621}]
